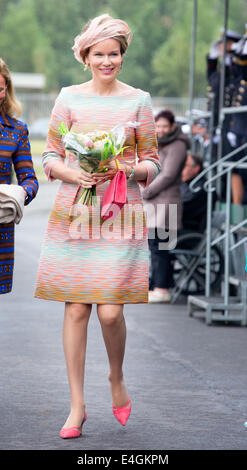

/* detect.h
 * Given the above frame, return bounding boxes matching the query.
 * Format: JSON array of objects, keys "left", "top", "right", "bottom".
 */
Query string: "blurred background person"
[
  {"left": 228, "top": 26, "right": 247, "bottom": 206},
  {"left": 191, "top": 117, "right": 211, "bottom": 163},
  {"left": 0, "top": 58, "right": 38, "bottom": 294},
  {"left": 142, "top": 109, "right": 190, "bottom": 303},
  {"left": 206, "top": 29, "right": 242, "bottom": 164},
  {"left": 181, "top": 153, "right": 209, "bottom": 233}
]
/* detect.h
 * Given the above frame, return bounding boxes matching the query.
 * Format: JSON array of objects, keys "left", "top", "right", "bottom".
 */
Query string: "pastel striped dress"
[{"left": 34, "top": 85, "right": 160, "bottom": 304}]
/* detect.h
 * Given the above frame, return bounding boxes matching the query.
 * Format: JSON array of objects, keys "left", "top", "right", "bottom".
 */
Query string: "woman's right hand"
[
  {"left": 71, "top": 168, "right": 97, "bottom": 188},
  {"left": 48, "top": 161, "right": 100, "bottom": 187}
]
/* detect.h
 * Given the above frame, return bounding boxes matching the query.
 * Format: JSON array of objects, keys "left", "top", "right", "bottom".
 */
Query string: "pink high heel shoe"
[
  {"left": 59, "top": 410, "right": 87, "bottom": 439},
  {"left": 112, "top": 398, "right": 131, "bottom": 426}
]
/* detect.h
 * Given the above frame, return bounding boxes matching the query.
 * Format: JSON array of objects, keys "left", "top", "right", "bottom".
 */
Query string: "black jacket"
[{"left": 180, "top": 178, "right": 217, "bottom": 233}]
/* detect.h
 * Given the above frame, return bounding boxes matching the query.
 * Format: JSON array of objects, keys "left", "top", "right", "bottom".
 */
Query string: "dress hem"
[{"left": 34, "top": 294, "right": 148, "bottom": 304}]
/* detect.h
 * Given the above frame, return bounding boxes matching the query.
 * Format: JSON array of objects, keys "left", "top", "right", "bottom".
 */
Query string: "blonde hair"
[
  {"left": 0, "top": 58, "right": 22, "bottom": 118},
  {"left": 72, "top": 14, "right": 132, "bottom": 64}
]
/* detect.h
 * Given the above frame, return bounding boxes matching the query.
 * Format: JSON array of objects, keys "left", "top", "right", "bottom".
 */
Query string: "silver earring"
[{"left": 84, "top": 63, "right": 89, "bottom": 71}]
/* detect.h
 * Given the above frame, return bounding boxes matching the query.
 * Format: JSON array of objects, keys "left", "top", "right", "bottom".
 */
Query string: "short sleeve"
[
  {"left": 135, "top": 92, "right": 160, "bottom": 187},
  {"left": 42, "top": 88, "right": 71, "bottom": 181}
]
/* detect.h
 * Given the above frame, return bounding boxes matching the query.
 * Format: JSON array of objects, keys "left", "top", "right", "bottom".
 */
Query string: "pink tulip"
[{"left": 86, "top": 139, "right": 94, "bottom": 149}]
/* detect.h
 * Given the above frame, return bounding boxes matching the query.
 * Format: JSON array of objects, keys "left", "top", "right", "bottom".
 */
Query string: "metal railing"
[
  {"left": 17, "top": 93, "right": 57, "bottom": 126},
  {"left": 188, "top": 104, "right": 247, "bottom": 323},
  {"left": 16, "top": 93, "right": 208, "bottom": 127}
]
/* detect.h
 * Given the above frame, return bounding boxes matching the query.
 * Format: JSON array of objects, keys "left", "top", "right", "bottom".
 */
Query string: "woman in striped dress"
[
  {"left": 34, "top": 14, "right": 160, "bottom": 438},
  {"left": 0, "top": 58, "right": 38, "bottom": 294}
]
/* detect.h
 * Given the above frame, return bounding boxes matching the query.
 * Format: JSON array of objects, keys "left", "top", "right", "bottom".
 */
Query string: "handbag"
[
  {"left": 0, "top": 184, "right": 25, "bottom": 224},
  {"left": 101, "top": 159, "right": 127, "bottom": 221}
]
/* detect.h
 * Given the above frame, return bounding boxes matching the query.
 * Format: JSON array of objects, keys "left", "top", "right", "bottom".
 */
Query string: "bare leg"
[
  {"left": 97, "top": 304, "right": 129, "bottom": 407},
  {"left": 62, "top": 302, "right": 92, "bottom": 428},
  {"left": 231, "top": 173, "right": 244, "bottom": 204},
  {"left": 154, "top": 287, "right": 170, "bottom": 294}
]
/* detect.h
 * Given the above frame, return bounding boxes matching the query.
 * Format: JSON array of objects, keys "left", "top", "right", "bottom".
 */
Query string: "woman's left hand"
[{"left": 92, "top": 160, "right": 130, "bottom": 182}]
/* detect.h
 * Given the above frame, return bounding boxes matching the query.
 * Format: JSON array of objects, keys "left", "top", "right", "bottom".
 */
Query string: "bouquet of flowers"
[{"left": 59, "top": 122, "right": 131, "bottom": 206}]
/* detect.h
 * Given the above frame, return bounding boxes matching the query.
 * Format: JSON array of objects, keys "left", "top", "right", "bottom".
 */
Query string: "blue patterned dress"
[{"left": 0, "top": 113, "right": 39, "bottom": 294}]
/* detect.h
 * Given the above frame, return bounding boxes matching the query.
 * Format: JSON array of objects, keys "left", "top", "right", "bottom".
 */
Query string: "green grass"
[
  {"left": 29, "top": 139, "right": 47, "bottom": 181},
  {"left": 10, "top": 140, "right": 47, "bottom": 182},
  {"left": 30, "top": 139, "right": 46, "bottom": 156},
  {"left": 33, "top": 163, "right": 46, "bottom": 182}
]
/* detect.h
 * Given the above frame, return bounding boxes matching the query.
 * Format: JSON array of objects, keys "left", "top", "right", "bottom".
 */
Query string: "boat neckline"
[{"left": 75, "top": 87, "right": 141, "bottom": 98}]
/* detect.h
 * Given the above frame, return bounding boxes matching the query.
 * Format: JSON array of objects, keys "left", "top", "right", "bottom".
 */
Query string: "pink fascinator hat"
[{"left": 72, "top": 14, "right": 133, "bottom": 64}]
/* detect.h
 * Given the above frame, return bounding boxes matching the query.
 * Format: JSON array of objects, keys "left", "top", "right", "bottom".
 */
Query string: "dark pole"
[
  {"left": 217, "top": 0, "right": 229, "bottom": 162},
  {"left": 216, "top": 0, "right": 229, "bottom": 198},
  {"left": 189, "top": 0, "right": 197, "bottom": 150}
]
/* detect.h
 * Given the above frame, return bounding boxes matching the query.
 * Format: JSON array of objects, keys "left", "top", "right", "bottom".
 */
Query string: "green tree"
[
  {"left": 0, "top": 0, "right": 56, "bottom": 89},
  {"left": 0, "top": 0, "right": 17, "bottom": 27},
  {"left": 0, "top": 0, "right": 43, "bottom": 72},
  {"left": 106, "top": 0, "right": 169, "bottom": 91},
  {"left": 32, "top": 0, "right": 111, "bottom": 89},
  {"left": 152, "top": 0, "right": 247, "bottom": 97},
  {"left": 1, "top": 0, "right": 247, "bottom": 96}
]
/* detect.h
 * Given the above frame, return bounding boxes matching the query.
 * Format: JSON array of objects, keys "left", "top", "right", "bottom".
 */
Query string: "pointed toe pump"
[
  {"left": 59, "top": 411, "right": 87, "bottom": 439},
  {"left": 112, "top": 398, "right": 131, "bottom": 426}
]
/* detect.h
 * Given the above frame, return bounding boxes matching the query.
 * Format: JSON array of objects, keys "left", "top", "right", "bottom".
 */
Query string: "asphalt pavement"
[{"left": 0, "top": 181, "right": 247, "bottom": 452}]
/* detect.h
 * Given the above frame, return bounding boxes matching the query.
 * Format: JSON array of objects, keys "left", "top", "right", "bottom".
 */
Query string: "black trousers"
[{"left": 148, "top": 228, "right": 174, "bottom": 290}]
